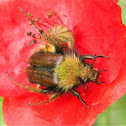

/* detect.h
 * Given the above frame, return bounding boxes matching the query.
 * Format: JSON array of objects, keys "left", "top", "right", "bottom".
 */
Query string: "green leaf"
[{"left": 94, "top": 94, "right": 126, "bottom": 125}]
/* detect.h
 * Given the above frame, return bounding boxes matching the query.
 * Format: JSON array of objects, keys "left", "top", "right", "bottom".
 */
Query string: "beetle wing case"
[
  {"left": 25, "top": 51, "right": 64, "bottom": 85},
  {"left": 27, "top": 51, "right": 64, "bottom": 68}
]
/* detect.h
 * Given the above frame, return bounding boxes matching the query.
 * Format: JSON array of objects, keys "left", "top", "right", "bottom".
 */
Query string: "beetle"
[{"left": 6, "top": 9, "right": 109, "bottom": 108}]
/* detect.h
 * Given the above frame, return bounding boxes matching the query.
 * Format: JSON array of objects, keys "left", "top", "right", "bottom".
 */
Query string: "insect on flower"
[{"left": 6, "top": 8, "right": 109, "bottom": 108}]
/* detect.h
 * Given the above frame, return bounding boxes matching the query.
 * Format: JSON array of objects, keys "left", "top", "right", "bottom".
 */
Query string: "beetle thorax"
[{"left": 55, "top": 54, "right": 85, "bottom": 91}]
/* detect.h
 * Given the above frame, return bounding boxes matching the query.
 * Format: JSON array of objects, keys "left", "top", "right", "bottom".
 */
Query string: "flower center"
[{"left": 25, "top": 10, "right": 73, "bottom": 53}]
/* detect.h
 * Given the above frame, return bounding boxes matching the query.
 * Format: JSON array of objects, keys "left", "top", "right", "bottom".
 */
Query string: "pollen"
[{"left": 37, "top": 44, "right": 55, "bottom": 53}]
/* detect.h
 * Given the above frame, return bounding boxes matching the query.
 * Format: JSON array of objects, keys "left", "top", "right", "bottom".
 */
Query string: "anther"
[{"left": 39, "top": 30, "right": 43, "bottom": 33}]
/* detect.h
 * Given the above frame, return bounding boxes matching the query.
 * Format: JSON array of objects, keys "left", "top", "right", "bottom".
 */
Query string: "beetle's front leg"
[
  {"left": 80, "top": 54, "right": 109, "bottom": 60},
  {"left": 91, "top": 79, "right": 104, "bottom": 84},
  {"left": 69, "top": 89, "right": 90, "bottom": 108}
]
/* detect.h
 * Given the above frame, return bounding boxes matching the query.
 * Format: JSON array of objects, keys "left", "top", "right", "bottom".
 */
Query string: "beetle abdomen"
[
  {"left": 26, "top": 51, "right": 64, "bottom": 86},
  {"left": 27, "top": 51, "right": 64, "bottom": 68}
]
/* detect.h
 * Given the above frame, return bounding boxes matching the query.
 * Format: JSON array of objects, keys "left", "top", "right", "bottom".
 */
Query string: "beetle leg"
[
  {"left": 69, "top": 89, "right": 90, "bottom": 108},
  {"left": 85, "top": 83, "right": 88, "bottom": 90},
  {"left": 95, "top": 81, "right": 104, "bottom": 84},
  {"left": 98, "top": 69, "right": 106, "bottom": 72},
  {"left": 98, "top": 69, "right": 106, "bottom": 75},
  {"left": 91, "top": 80, "right": 104, "bottom": 84},
  {"left": 81, "top": 54, "right": 109, "bottom": 60},
  {"left": 6, "top": 72, "right": 47, "bottom": 93},
  {"left": 28, "top": 92, "right": 61, "bottom": 105}
]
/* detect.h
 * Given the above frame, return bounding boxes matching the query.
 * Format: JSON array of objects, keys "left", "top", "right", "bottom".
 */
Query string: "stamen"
[
  {"left": 19, "top": 8, "right": 55, "bottom": 46},
  {"left": 39, "top": 17, "right": 58, "bottom": 26},
  {"left": 20, "top": 8, "right": 73, "bottom": 53}
]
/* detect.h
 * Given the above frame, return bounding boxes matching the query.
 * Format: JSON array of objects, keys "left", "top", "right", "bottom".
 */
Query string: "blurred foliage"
[
  {"left": 0, "top": 97, "right": 6, "bottom": 126},
  {"left": 118, "top": 0, "right": 126, "bottom": 26},
  {"left": 0, "top": 0, "right": 126, "bottom": 126},
  {"left": 94, "top": 93, "right": 126, "bottom": 126}
]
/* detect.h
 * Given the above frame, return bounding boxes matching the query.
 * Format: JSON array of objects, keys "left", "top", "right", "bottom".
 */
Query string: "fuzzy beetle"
[{"left": 7, "top": 9, "right": 109, "bottom": 108}]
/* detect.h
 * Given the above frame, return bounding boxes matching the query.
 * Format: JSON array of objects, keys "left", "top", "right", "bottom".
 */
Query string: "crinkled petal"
[
  {"left": 0, "top": 0, "right": 124, "bottom": 97},
  {"left": 0, "top": 0, "right": 126, "bottom": 125}
]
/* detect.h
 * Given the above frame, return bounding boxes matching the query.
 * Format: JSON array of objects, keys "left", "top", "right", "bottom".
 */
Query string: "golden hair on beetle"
[{"left": 55, "top": 54, "right": 84, "bottom": 91}]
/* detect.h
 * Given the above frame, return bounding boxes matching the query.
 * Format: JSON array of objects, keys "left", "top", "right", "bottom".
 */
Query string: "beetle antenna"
[{"left": 19, "top": 8, "right": 55, "bottom": 46}]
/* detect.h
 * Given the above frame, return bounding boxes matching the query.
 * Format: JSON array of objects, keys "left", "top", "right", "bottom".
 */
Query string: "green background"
[
  {"left": 0, "top": 97, "right": 6, "bottom": 126},
  {"left": 0, "top": 0, "right": 126, "bottom": 125}
]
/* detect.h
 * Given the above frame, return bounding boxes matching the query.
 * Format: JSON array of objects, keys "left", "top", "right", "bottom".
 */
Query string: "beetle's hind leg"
[
  {"left": 69, "top": 89, "right": 90, "bottom": 108},
  {"left": 81, "top": 54, "right": 109, "bottom": 60},
  {"left": 6, "top": 72, "right": 48, "bottom": 93},
  {"left": 6, "top": 73, "right": 62, "bottom": 105},
  {"left": 28, "top": 92, "right": 61, "bottom": 105}
]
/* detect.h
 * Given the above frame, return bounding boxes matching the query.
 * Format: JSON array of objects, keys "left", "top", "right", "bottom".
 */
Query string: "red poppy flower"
[{"left": 0, "top": 0, "right": 126, "bottom": 126}]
